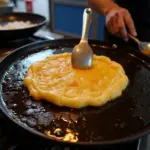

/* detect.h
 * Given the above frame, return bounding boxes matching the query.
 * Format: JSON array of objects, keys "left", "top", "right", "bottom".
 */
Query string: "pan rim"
[
  {"left": 0, "top": 39, "right": 150, "bottom": 146},
  {"left": 0, "top": 12, "right": 47, "bottom": 32}
]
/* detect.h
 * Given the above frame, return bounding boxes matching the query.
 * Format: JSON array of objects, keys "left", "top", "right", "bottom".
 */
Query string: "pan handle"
[
  {"left": 34, "top": 35, "right": 56, "bottom": 40},
  {"left": 42, "top": 36, "right": 56, "bottom": 40},
  {"left": 34, "top": 30, "right": 64, "bottom": 40}
]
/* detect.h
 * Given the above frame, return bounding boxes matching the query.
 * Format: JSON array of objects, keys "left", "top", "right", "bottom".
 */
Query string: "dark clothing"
[{"left": 105, "top": 0, "right": 150, "bottom": 45}]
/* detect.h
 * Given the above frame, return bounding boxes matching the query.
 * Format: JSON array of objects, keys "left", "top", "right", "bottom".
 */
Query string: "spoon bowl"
[{"left": 129, "top": 34, "right": 150, "bottom": 56}]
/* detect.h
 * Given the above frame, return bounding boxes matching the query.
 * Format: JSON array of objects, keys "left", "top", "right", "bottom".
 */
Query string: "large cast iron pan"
[
  {"left": 0, "top": 12, "right": 46, "bottom": 41},
  {"left": 0, "top": 39, "right": 150, "bottom": 147}
]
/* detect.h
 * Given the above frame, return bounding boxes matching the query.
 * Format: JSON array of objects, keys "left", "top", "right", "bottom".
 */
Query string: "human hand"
[{"left": 105, "top": 7, "right": 137, "bottom": 41}]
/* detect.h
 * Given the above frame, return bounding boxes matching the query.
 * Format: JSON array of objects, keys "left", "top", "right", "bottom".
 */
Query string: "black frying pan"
[
  {"left": 0, "top": 39, "right": 150, "bottom": 147},
  {"left": 0, "top": 12, "right": 46, "bottom": 41}
]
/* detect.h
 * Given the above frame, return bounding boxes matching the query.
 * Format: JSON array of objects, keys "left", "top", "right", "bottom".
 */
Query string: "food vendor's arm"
[{"left": 88, "top": 0, "right": 137, "bottom": 41}]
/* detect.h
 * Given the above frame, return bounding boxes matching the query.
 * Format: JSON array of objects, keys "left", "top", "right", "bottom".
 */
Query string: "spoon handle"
[
  {"left": 80, "top": 8, "right": 92, "bottom": 42},
  {"left": 128, "top": 34, "right": 140, "bottom": 44}
]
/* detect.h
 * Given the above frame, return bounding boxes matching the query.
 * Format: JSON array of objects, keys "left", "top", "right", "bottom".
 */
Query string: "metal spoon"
[
  {"left": 129, "top": 34, "right": 150, "bottom": 55},
  {"left": 71, "top": 8, "right": 93, "bottom": 69}
]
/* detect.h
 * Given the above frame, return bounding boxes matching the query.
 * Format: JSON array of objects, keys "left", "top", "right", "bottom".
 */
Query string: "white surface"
[
  {"left": 33, "top": 0, "right": 50, "bottom": 21},
  {"left": 14, "top": 0, "right": 50, "bottom": 21}
]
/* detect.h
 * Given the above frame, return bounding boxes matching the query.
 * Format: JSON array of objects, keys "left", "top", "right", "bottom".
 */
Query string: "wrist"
[{"left": 103, "top": 3, "right": 120, "bottom": 16}]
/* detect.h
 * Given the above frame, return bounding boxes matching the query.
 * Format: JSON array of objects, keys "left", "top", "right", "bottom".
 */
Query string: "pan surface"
[
  {"left": 0, "top": 12, "right": 46, "bottom": 41},
  {"left": 0, "top": 39, "right": 150, "bottom": 146}
]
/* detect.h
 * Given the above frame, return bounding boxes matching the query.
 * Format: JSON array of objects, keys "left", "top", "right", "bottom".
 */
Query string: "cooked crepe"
[{"left": 24, "top": 53, "right": 128, "bottom": 108}]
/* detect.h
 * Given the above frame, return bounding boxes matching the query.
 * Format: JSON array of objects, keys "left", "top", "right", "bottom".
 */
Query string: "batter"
[{"left": 24, "top": 53, "right": 128, "bottom": 108}]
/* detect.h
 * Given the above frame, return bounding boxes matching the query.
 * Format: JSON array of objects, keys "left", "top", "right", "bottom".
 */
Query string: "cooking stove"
[{"left": 0, "top": 36, "right": 150, "bottom": 150}]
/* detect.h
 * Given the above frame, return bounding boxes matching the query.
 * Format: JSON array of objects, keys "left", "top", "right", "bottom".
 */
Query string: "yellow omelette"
[{"left": 24, "top": 53, "right": 128, "bottom": 108}]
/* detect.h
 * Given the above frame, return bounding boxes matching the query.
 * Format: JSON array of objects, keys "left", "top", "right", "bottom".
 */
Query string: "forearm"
[{"left": 88, "top": 0, "right": 119, "bottom": 15}]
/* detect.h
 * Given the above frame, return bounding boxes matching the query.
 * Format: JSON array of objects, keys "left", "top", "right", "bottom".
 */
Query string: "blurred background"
[{"left": 0, "top": 0, "right": 105, "bottom": 40}]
